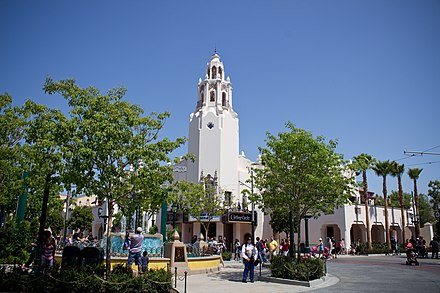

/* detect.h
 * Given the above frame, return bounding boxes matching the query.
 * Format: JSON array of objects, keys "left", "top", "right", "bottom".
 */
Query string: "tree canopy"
[
  {"left": 170, "top": 178, "right": 223, "bottom": 240},
  {"left": 42, "top": 78, "right": 186, "bottom": 272},
  {"left": 254, "top": 122, "right": 353, "bottom": 252}
]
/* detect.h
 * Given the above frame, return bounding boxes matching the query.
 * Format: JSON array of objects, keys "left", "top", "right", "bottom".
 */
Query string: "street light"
[
  {"left": 303, "top": 215, "right": 312, "bottom": 253},
  {"left": 98, "top": 201, "right": 109, "bottom": 239},
  {"left": 239, "top": 173, "right": 255, "bottom": 244},
  {"left": 63, "top": 189, "right": 72, "bottom": 246}
]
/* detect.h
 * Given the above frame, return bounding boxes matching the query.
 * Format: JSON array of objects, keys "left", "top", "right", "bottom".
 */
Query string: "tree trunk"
[
  {"left": 383, "top": 176, "right": 391, "bottom": 252},
  {"left": 296, "top": 218, "right": 301, "bottom": 263},
  {"left": 363, "top": 171, "right": 372, "bottom": 250},
  {"left": 201, "top": 222, "right": 209, "bottom": 242},
  {"left": 34, "top": 173, "right": 51, "bottom": 273},
  {"left": 413, "top": 179, "right": 421, "bottom": 236},
  {"left": 398, "top": 175, "right": 406, "bottom": 244},
  {"left": 289, "top": 210, "right": 294, "bottom": 260},
  {"left": 105, "top": 201, "right": 114, "bottom": 276}
]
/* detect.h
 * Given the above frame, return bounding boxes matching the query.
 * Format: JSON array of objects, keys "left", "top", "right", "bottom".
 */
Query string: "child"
[
  {"left": 141, "top": 250, "right": 149, "bottom": 273},
  {"left": 41, "top": 230, "right": 56, "bottom": 271}
]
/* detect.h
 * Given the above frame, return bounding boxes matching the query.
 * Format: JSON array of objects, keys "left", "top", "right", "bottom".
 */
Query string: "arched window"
[
  {"left": 207, "top": 68, "right": 210, "bottom": 79},
  {"left": 218, "top": 67, "right": 223, "bottom": 79},
  {"left": 201, "top": 93, "right": 204, "bottom": 103},
  {"left": 222, "top": 92, "right": 226, "bottom": 107},
  {"left": 212, "top": 66, "right": 217, "bottom": 79},
  {"left": 210, "top": 91, "right": 215, "bottom": 102}
]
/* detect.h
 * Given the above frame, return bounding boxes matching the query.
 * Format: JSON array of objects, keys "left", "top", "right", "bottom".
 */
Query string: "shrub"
[
  {"left": 221, "top": 251, "right": 232, "bottom": 260},
  {"left": 0, "top": 221, "right": 33, "bottom": 264},
  {"left": 270, "top": 255, "right": 324, "bottom": 281},
  {"left": 149, "top": 225, "right": 159, "bottom": 234},
  {"left": 270, "top": 255, "right": 294, "bottom": 279},
  {"left": 0, "top": 263, "right": 172, "bottom": 292}
]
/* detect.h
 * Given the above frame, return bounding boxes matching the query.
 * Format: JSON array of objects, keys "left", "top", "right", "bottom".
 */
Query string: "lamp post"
[
  {"left": 304, "top": 215, "right": 312, "bottom": 253},
  {"left": 98, "top": 201, "right": 109, "bottom": 239},
  {"left": 63, "top": 190, "right": 72, "bottom": 246},
  {"left": 239, "top": 175, "right": 255, "bottom": 244}
]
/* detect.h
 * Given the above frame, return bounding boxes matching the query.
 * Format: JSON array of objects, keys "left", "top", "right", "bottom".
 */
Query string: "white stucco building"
[{"left": 157, "top": 52, "right": 433, "bottom": 251}]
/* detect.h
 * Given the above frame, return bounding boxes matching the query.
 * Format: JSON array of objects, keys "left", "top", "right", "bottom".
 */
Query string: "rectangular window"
[{"left": 225, "top": 191, "right": 232, "bottom": 207}]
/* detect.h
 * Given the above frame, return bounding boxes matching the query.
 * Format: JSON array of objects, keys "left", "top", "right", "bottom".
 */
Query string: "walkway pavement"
[{"left": 175, "top": 254, "right": 440, "bottom": 293}]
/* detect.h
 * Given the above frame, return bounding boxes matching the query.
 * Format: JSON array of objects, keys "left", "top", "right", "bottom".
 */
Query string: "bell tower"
[{"left": 187, "top": 52, "right": 239, "bottom": 198}]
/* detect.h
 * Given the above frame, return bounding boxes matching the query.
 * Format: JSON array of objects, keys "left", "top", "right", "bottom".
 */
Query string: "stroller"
[
  {"left": 405, "top": 248, "right": 419, "bottom": 266},
  {"left": 321, "top": 246, "right": 330, "bottom": 259}
]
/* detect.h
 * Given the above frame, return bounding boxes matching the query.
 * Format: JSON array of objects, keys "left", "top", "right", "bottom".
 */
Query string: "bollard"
[
  {"left": 184, "top": 271, "right": 187, "bottom": 293},
  {"left": 174, "top": 267, "right": 177, "bottom": 288}
]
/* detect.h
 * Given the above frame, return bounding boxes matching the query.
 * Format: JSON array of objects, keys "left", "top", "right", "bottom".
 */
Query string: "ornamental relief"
[{"left": 209, "top": 83, "right": 216, "bottom": 90}]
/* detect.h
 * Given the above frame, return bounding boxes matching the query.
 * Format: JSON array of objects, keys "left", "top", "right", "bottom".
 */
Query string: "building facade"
[{"left": 155, "top": 52, "right": 433, "bottom": 251}]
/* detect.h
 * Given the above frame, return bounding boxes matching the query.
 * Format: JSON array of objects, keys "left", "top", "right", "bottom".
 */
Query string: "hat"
[
  {"left": 136, "top": 227, "right": 143, "bottom": 233},
  {"left": 319, "top": 238, "right": 322, "bottom": 241}
]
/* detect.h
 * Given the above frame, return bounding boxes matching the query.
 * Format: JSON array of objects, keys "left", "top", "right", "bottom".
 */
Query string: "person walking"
[
  {"left": 127, "top": 227, "right": 144, "bottom": 272},
  {"left": 234, "top": 238, "right": 241, "bottom": 261},
  {"left": 268, "top": 236, "right": 278, "bottom": 259},
  {"left": 241, "top": 237, "right": 257, "bottom": 283},
  {"left": 429, "top": 237, "right": 439, "bottom": 259}
]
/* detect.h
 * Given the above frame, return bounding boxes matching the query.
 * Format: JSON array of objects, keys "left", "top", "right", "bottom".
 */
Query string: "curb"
[{"left": 257, "top": 274, "right": 330, "bottom": 287}]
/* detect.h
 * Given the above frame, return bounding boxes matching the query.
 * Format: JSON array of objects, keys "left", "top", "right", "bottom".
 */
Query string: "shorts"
[
  {"left": 41, "top": 256, "right": 53, "bottom": 267},
  {"left": 128, "top": 251, "right": 142, "bottom": 266}
]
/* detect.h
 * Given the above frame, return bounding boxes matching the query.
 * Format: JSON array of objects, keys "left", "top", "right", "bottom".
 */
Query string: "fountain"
[{"left": 103, "top": 232, "right": 164, "bottom": 257}]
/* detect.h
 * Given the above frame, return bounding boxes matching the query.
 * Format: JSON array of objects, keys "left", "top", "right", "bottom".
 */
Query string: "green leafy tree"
[
  {"left": 0, "top": 94, "right": 29, "bottom": 223},
  {"left": 389, "top": 191, "right": 411, "bottom": 209},
  {"left": 0, "top": 221, "right": 33, "bottom": 264},
  {"left": 20, "top": 99, "right": 69, "bottom": 271},
  {"left": 418, "top": 193, "right": 435, "bottom": 227},
  {"left": 170, "top": 179, "right": 223, "bottom": 241},
  {"left": 25, "top": 188, "right": 64, "bottom": 236},
  {"left": 43, "top": 78, "right": 185, "bottom": 273},
  {"left": 351, "top": 153, "right": 376, "bottom": 250},
  {"left": 68, "top": 205, "right": 95, "bottom": 232},
  {"left": 408, "top": 168, "right": 423, "bottom": 236},
  {"left": 254, "top": 122, "right": 353, "bottom": 260},
  {"left": 268, "top": 206, "right": 298, "bottom": 236},
  {"left": 372, "top": 160, "right": 393, "bottom": 251},
  {"left": 390, "top": 162, "right": 407, "bottom": 244},
  {"left": 428, "top": 180, "right": 440, "bottom": 207}
]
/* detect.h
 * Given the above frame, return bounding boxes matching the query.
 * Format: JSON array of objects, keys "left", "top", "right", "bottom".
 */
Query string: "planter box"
[{"left": 258, "top": 274, "right": 328, "bottom": 287}]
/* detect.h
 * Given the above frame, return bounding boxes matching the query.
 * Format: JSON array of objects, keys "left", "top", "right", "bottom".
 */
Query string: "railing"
[
  {"left": 56, "top": 239, "right": 103, "bottom": 253},
  {"left": 185, "top": 243, "right": 222, "bottom": 257}
]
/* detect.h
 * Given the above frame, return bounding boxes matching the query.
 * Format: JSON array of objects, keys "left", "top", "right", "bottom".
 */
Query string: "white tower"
[{"left": 187, "top": 52, "right": 239, "bottom": 199}]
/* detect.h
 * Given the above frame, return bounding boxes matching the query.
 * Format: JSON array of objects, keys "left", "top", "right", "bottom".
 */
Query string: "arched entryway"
[
  {"left": 390, "top": 225, "right": 402, "bottom": 244},
  {"left": 371, "top": 224, "right": 385, "bottom": 243},
  {"left": 350, "top": 223, "right": 365, "bottom": 244},
  {"left": 321, "top": 224, "right": 342, "bottom": 242}
]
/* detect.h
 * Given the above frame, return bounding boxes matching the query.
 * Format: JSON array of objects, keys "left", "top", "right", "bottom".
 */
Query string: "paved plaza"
[{"left": 176, "top": 254, "right": 440, "bottom": 293}]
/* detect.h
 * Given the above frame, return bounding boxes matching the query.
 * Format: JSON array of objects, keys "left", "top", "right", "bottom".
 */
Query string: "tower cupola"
[{"left": 196, "top": 52, "right": 234, "bottom": 114}]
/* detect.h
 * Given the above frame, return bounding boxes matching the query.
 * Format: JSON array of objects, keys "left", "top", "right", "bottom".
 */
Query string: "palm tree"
[
  {"left": 408, "top": 168, "right": 423, "bottom": 236},
  {"left": 372, "top": 160, "right": 392, "bottom": 252},
  {"left": 391, "top": 161, "right": 406, "bottom": 244},
  {"left": 352, "top": 154, "right": 376, "bottom": 250}
]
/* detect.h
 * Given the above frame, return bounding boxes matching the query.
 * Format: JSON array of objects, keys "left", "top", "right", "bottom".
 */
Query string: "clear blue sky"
[{"left": 1, "top": 1, "right": 439, "bottom": 198}]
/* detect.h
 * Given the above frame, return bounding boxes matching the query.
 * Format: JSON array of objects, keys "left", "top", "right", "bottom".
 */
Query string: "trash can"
[
  {"left": 61, "top": 246, "right": 81, "bottom": 269},
  {"left": 81, "top": 247, "right": 104, "bottom": 267}
]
